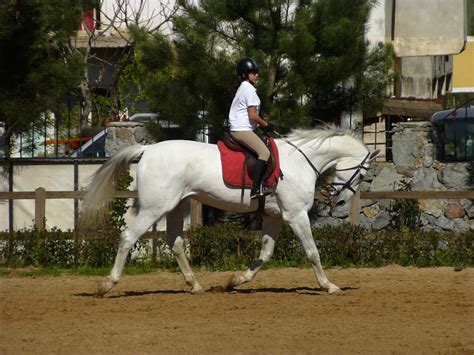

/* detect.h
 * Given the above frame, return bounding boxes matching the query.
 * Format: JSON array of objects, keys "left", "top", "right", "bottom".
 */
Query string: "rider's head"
[{"left": 236, "top": 58, "right": 258, "bottom": 81}]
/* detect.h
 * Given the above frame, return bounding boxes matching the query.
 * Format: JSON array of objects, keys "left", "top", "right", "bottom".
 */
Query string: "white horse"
[{"left": 81, "top": 126, "right": 379, "bottom": 296}]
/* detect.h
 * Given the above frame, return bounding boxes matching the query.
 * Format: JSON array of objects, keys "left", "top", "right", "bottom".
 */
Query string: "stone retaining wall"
[
  {"left": 105, "top": 121, "right": 156, "bottom": 157},
  {"left": 312, "top": 122, "right": 474, "bottom": 232}
]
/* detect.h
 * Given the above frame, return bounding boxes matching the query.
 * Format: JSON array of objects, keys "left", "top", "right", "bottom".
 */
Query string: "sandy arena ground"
[{"left": 0, "top": 265, "right": 473, "bottom": 354}]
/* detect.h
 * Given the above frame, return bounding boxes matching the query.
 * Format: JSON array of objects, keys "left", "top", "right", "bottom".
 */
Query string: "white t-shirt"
[{"left": 228, "top": 81, "right": 261, "bottom": 131}]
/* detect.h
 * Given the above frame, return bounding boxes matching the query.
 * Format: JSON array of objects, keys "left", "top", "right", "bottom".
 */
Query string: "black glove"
[{"left": 264, "top": 122, "right": 275, "bottom": 133}]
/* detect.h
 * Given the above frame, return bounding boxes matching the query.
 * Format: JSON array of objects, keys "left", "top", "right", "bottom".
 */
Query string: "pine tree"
[
  {"left": 130, "top": 0, "right": 394, "bottom": 136},
  {"left": 0, "top": 0, "right": 85, "bottom": 157}
]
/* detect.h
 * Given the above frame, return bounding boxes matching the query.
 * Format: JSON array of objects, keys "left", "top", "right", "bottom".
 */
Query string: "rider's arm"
[{"left": 247, "top": 106, "right": 269, "bottom": 127}]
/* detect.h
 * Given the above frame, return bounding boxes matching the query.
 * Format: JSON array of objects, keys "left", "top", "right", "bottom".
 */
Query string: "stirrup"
[{"left": 250, "top": 186, "right": 272, "bottom": 199}]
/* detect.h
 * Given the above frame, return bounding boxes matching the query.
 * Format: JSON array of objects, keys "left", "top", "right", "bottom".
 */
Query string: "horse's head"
[{"left": 321, "top": 149, "right": 380, "bottom": 208}]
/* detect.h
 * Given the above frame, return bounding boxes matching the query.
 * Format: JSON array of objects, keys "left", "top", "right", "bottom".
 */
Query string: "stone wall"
[
  {"left": 312, "top": 122, "right": 474, "bottom": 232},
  {"left": 105, "top": 121, "right": 157, "bottom": 157}
]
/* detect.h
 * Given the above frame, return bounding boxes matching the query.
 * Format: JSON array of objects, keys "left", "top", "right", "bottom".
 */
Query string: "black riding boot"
[{"left": 251, "top": 159, "right": 269, "bottom": 199}]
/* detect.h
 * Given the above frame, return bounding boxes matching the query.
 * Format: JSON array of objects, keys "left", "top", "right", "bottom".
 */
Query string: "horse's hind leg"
[
  {"left": 166, "top": 200, "right": 203, "bottom": 294},
  {"left": 225, "top": 216, "right": 282, "bottom": 290},
  {"left": 97, "top": 209, "right": 157, "bottom": 296}
]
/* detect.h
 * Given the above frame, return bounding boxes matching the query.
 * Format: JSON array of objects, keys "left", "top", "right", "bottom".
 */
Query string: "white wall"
[
  {"left": 392, "top": 0, "right": 466, "bottom": 56},
  {"left": 0, "top": 163, "right": 189, "bottom": 232},
  {"left": 100, "top": 0, "right": 176, "bottom": 35},
  {"left": 366, "top": 0, "right": 387, "bottom": 48}
]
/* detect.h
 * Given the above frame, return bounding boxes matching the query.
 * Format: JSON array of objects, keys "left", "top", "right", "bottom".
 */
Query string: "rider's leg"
[
  {"left": 251, "top": 159, "right": 269, "bottom": 199},
  {"left": 230, "top": 130, "right": 270, "bottom": 199},
  {"left": 225, "top": 216, "right": 281, "bottom": 289}
]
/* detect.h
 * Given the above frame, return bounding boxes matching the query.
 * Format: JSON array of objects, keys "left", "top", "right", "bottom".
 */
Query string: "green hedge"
[
  {"left": 0, "top": 223, "right": 472, "bottom": 270},
  {"left": 0, "top": 228, "right": 159, "bottom": 268},
  {"left": 189, "top": 223, "right": 473, "bottom": 269}
]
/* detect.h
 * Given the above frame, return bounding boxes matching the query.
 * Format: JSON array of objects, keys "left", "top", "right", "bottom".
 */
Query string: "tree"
[
  {"left": 69, "top": 0, "right": 180, "bottom": 128},
  {"left": 280, "top": 0, "right": 394, "bottom": 123},
  {"left": 132, "top": 0, "right": 393, "bottom": 136},
  {"left": 129, "top": 16, "right": 236, "bottom": 140},
  {"left": 0, "top": 0, "right": 85, "bottom": 157}
]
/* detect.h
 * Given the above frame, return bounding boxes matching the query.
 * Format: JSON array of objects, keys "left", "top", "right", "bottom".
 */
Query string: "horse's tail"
[{"left": 79, "top": 144, "right": 146, "bottom": 227}]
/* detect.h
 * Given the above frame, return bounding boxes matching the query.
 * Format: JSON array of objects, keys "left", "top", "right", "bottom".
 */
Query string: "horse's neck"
[{"left": 300, "top": 135, "right": 365, "bottom": 174}]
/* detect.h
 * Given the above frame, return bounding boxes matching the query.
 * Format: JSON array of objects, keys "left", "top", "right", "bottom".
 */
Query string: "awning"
[
  {"left": 382, "top": 99, "right": 443, "bottom": 119},
  {"left": 40, "top": 137, "right": 91, "bottom": 150}
]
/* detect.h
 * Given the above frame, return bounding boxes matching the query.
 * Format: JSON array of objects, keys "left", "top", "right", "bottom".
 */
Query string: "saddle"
[{"left": 217, "top": 131, "right": 282, "bottom": 190}]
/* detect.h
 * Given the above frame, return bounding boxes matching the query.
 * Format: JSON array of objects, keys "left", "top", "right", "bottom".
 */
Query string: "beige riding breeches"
[{"left": 230, "top": 130, "right": 270, "bottom": 161}]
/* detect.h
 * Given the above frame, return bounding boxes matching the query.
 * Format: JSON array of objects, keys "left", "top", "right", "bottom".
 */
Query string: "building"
[
  {"left": 452, "top": 37, "right": 474, "bottom": 96},
  {"left": 364, "top": 0, "right": 470, "bottom": 161}
]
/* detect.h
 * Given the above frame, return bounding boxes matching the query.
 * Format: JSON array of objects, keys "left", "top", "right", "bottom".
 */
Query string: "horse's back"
[
  {"left": 136, "top": 139, "right": 267, "bottom": 208},
  {"left": 137, "top": 140, "right": 221, "bottom": 185},
  {"left": 140, "top": 140, "right": 219, "bottom": 163}
]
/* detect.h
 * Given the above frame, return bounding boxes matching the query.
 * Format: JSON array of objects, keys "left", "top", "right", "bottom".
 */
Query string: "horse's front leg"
[
  {"left": 225, "top": 216, "right": 282, "bottom": 290},
  {"left": 288, "top": 212, "right": 341, "bottom": 294},
  {"left": 166, "top": 201, "right": 203, "bottom": 294}
]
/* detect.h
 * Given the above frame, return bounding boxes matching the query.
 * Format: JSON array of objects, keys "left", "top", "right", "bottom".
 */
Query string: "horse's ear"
[{"left": 369, "top": 149, "right": 380, "bottom": 162}]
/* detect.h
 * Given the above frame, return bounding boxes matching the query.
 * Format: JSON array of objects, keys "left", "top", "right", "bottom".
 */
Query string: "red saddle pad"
[{"left": 217, "top": 137, "right": 281, "bottom": 189}]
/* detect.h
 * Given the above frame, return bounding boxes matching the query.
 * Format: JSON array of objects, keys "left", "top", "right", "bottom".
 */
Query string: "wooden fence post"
[
  {"left": 190, "top": 199, "right": 202, "bottom": 228},
  {"left": 349, "top": 189, "right": 361, "bottom": 226},
  {"left": 35, "top": 187, "right": 46, "bottom": 231}
]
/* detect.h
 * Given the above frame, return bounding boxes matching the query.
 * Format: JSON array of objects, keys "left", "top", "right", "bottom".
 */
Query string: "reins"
[{"left": 273, "top": 130, "right": 322, "bottom": 177}]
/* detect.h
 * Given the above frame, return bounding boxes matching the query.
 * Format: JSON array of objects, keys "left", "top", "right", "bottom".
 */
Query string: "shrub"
[
  {"left": 2, "top": 228, "right": 135, "bottom": 268},
  {"left": 188, "top": 222, "right": 260, "bottom": 270},
  {"left": 0, "top": 223, "right": 472, "bottom": 270}
]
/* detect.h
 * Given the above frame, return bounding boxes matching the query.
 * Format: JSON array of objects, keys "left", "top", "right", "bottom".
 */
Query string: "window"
[
  {"left": 432, "top": 107, "right": 474, "bottom": 161},
  {"left": 468, "top": 0, "right": 474, "bottom": 36},
  {"left": 79, "top": 7, "right": 101, "bottom": 31}
]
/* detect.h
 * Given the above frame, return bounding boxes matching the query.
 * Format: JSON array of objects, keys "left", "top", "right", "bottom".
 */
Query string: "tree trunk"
[
  {"left": 265, "top": 55, "right": 279, "bottom": 104},
  {"left": 79, "top": 80, "right": 93, "bottom": 132},
  {"left": 3, "top": 122, "right": 11, "bottom": 159},
  {"left": 109, "top": 49, "right": 133, "bottom": 122},
  {"left": 110, "top": 79, "right": 121, "bottom": 122}
]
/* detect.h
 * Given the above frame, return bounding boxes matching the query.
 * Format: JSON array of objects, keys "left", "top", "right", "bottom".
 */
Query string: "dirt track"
[{"left": 1, "top": 266, "right": 473, "bottom": 354}]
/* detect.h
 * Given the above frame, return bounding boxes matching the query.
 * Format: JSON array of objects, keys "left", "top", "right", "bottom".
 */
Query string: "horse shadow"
[
  {"left": 219, "top": 286, "right": 355, "bottom": 295},
  {"left": 74, "top": 289, "right": 187, "bottom": 298},
  {"left": 74, "top": 286, "right": 355, "bottom": 298}
]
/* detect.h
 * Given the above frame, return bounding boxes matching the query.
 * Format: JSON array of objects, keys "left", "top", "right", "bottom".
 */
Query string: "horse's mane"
[{"left": 284, "top": 124, "right": 364, "bottom": 148}]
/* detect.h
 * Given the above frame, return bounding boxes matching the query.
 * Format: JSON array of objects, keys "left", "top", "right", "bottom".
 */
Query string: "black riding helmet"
[{"left": 236, "top": 58, "right": 258, "bottom": 79}]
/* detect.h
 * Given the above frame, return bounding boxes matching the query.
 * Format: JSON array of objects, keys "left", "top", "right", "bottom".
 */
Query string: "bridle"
[
  {"left": 320, "top": 152, "right": 370, "bottom": 204},
  {"left": 273, "top": 130, "right": 369, "bottom": 205}
]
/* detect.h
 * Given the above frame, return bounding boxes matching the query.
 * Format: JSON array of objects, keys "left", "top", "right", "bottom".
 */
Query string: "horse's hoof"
[
  {"left": 191, "top": 285, "right": 205, "bottom": 294},
  {"left": 327, "top": 285, "right": 342, "bottom": 294},
  {"left": 96, "top": 278, "right": 115, "bottom": 297},
  {"left": 222, "top": 274, "right": 239, "bottom": 291}
]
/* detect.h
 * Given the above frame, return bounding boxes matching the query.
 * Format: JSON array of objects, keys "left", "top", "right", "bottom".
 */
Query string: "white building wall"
[
  {"left": 366, "top": 0, "right": 463, "bottom": 99},
  {"left": 392, "top": 0, "right": 466, "bottom": 57},
  {"left": 366, "top": 0, "right": 387, "bottom": 48},
  {"left": 100, "top": 0, "right": 176, "bottom": 35}
]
